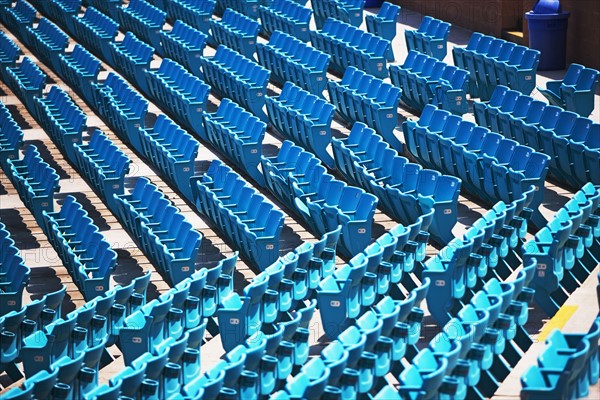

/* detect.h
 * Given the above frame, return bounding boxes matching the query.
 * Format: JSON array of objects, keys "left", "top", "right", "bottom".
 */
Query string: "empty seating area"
[{"left": 0, "top": 1, "right": 599, "bottom": 399}]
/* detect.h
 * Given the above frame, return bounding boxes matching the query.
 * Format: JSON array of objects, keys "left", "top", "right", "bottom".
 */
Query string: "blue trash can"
[{"left": 525, "top": 0, "right": 570, "bottom": 71}]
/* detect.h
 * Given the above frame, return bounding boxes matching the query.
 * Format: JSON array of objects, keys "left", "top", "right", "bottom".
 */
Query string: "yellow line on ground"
[{"left": 537, "top": 305, "right": 579, "bottom": 342}]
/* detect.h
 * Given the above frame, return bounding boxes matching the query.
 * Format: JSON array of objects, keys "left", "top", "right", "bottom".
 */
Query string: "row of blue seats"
[
  {"left": 5, "top": 57, "right": 46, "bottom": 112},
  {"left": 166, "top": 0, "right": 215, "bottom": 35},
  {"left": 37, "top": 0, "right": 81, "bottom": 36},
  {"left": 256, "top": 30, "right": 330, "bottom": 96},
  {"left": 72, "top": 6, "right": 119, "bottom": 66},
  {"left": 201, "top": 44, "right": 270, "bottom": 121},
  {"left": 262, "top": 140, "right": 380, "bottom": 258},
  {"left": 523, "top": 183, "right": 600, "bottom": 317},
  {"left": 0, "top": 0, "right": 36, "bottom": 43},
  {"left": 365, "top": 2, "right": 400, "bottom": 43},
  {"left": 332, "top": 122, "right": 460, "bottom": 244},
  {"left": 405, "top": 15, "right": 451, "bottom": 61},
  {"left": 0, "top": 100, "right": 24, "bottom": 173},
  {"left": 521, "top": 319, "right": 600, "bottom": 400},
  {"left": 0, "top": 222, "right": 30, "bottom": 317},
  {"left": 5, "top": 145, "right": 60, "bottom": 226},
  {"left": 73, "top": 129, "right": 131, "bottom": 211},
  {"left": 453, "top": 32, "right": 540, "bottom": 100},
  {"left": 110, "top": 31, "right": 155, "bottom": 95},
  {"left": 90, "top": 72, "right": 149, "bottom": 148},
  {"left": 57, "top": 44, "right": 101, "bottom": 104},
  {"left": 114, "top": 177, "right": 203, "bottom": 286},
  {"left": 310, "top": 18, "right": 391, "bottom": 79},
  {"left": 538, "top": 63, "right": 599, "bottom": 118},
  {"left": 42, "top": 196, "right": 117, "bottom": 301},
  {"left": 258, "top": 0, "right": 312, "bottom": 42},
  {"left": 83, "top": 0, "right": 121, "bottom": 20},
  {"left": 118, "top": 0, "right": 166, "bottom": 55},
  {"left": 390, "top": 50, "right": 469, "bottom": 116},
  {"left": 403, "top": 105, "right": 550, "bottom": 229},
  {"left": 311, "top": 0, "right": 363, "bottom": 29},
  {"left": 0, "top": 285, "right": 67, "bottom": 380},
  {"left": 474, "top": 85, "right": 600, "bottom": 188},
  {"left": 216, "top": 0, "right": 259, "bottom": 19},
  {"left": 266, "top": 81, "right": 335, "bottom": 167},
  {"left": 146, "top": 57, "right": 210, "bottom": 136},
  {"left": 191, "top": 160, "right": 285, "bottom": 269},
  {"left": 24, "top": 17, "right": 68, "bottom": 74},
  {"left": 0, "top": 30, "right": 20, "bottom": 83},
  {"left": 31, "top": 85, "right": 87, "bottom": 163},
  {"left": 160, "top": 19, "right": 208, "bottom": 78},
  {"left": 209, "top": 8, "right": 259, "bottom": 58},
  {"left": 202, "top": 98, "right": 266, "bottom": 186},
  {"left": 328, "top": 66, "right": 403, "bottom": 150}
]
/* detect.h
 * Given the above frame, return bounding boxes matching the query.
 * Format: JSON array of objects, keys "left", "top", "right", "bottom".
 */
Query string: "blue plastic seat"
[
  {"left": 72, "top": 7, "right": 119, "bottom": 64},
  {"left": 118, "top": 0, "right": 166, "bottom": 54},
  {"left": 0, "top": 31, "right": 21, "bottom": 82},
  {"left": 25, "top": 18, "right": 68, "bottom": 73},
  {"left": 5, "top": 57, "right": 47, "bottom": 112},
  {"left": 538, "top": 64, "right": 599, "bottom": 117},
  {"left": 2, "top": 0, "right": 36, "bottom": 42},
  {"left": 159, "top": 20, "right": 207, "bottom": 78},
  {"left": 366, "top": 2, "right": 401, "bottom": 42},
  {"left": 405, "top": 16, "right": 451, "bottom": 61},
  {"left": 0, "top": 100, "right": 24, "bottom": 172},
  {"left": 216, "top": 0, "right": 260, "bottom": 19},
  {"left": 398, "top": 348, "right": 449, "bottom": 399},
  {"left": 311, "top": 0, "right": 364, "bottom": 29},
  {"left": 109, "top": 32, "right": 155, "bottom": 94},
  {"left": 166, "top": 0, "right": 216, "bottom": 34},
  {"left": 57, "top": 44, "right": 101, "bottom": 103},
  {"left": 209, "top": 8, "right": 259, "bottom": 58},
  {"left": 257, "top": 30, "right": 330, "bottom": 96},
  {"left": 258, "top": 0, "right": 312, "bottom": 42}
]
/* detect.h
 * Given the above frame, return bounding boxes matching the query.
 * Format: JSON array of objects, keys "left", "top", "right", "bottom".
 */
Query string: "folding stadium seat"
[
  {"left": 109, "top": 32, "right": 155, "bottom": 94},
  {"left": 44, "top": 0, "right": 81, "bottom": 36},
  {"left": 216, "top": 0, "right": 260, "bottom": 19},
  {"left": 538, "top": 63, "right": 599, "bottom": 117},
  {"left": 57, "top": 44, "right": 101, "bottom": 104},
  {"left": 72, "top": 7, "right": 119, "bottom": 65},
  {"left": 405, "top": 16, "right": 451, "bottom": 61},
  {"left": 258, "top": 0, "right": 312, "bottom": 42},
  {"left": 310, "top": 18, "right": 390, "bottom": 79},
  {"left": 202, "top": 98, "right": 266, "bottom": 186},
  {"left": 209, "top": 8, "right": 259, "bottom": 58},
  {"left": 159, "top": 20, "right": 208, "bottom": 78},
  {"left": 328, "top": 67, "right": 402, "bottom": 150},
  {"left": 146, "top": 57, "right": 210, "bottom": 137},
  {"left": 73, "top": 129, "right": 131, "bottom": 210},
  {"left": 0, "top": 223, "right": 30, "bottom": 317},
  {"left": 25, "top": 18, "right": 69, "bottom": 73},
  {"left": 311, "top": 0, "right": 364, "bottom": 29},
  {"left": 0, "top": 101, "right": 24, "bottom": 172},
  {"left": 0, "top": 31, "right": 20, "bottom": 82},
  {"left": 5, "top": 57, "right": 47, "bottom": 112},
  {"left": 2, "top": 0, "right": 36, "bottom": 41},
  {"left": 266, "top": 82, "right": 335, "bottom": 166},
  {"left": 366, "top": 2, "right": 401, "bottom": 43},
  {"left": 397, "top": 348, "right": 449, "bottom": 399},
  {"left": 85, "top": 0, "right": 121, "bottom": 20},
  {"left": 118, "top": 0, "right": 166, "bottom": 55},
  {"left": 166, "top": 0, "right": 216, "bottom": 34},
  {"left": 200, "top": 45, "right": 270, "bottom": 121}
]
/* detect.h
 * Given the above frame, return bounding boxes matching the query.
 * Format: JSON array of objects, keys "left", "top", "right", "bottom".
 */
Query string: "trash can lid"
[{"left": 532, "top": 0, "right": 562, "bottom": 14}]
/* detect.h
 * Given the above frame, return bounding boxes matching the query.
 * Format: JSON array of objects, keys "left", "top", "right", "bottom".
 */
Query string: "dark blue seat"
[
  {"left": 405, "top": 15, "right": 451, "bottom": 61},
  {"left": 258, "top": 0, "right": 312, "bottom": 42},
  {"left": 85, "top": 0, "right": 121, "bottom": 19},
  {"left": 159, "top": 20, "right": 207, "bottom": 78},
  {"left": 0, "top": 100, "right": 24, "bottom": 172},
  {"left": 6, "top": 145, "right": 60, "bottom": 225},
  {"left": 73, "top": 129, "right": 130, "bottom": 210},
  {"left": 256, "top": 30, "right": 330, "bottom": 96},
  {"left": 109, "top": 32, "right": 155, "bottom": 94},
  {"left": 0, "top": 31, "right": 20, "bottom": 82},
  {"left": 5, "top": 57, "right": 47, "bottom": 112},
  {"left": 24, "top": 18, "right": 68, "bottom": 73},
  {"left": 216, "top": 0, "right": 260, "bottom": 19},
  {"left": 209, "top": 8, "right": 259, "bottom": 58},
  {"left": 57, "top": 44, "right": 101, "bottom": 104},
  {"left": 0, "top": 222, "right": 30, "bottom": 317},
  {"left": 114, "top": 178, "right": 203, "bottom": 286},
  {"left": 42, "top": 195, "right": 116, "bottom": 301},
  {"left": 2, "top": 0, "right": 36, "bottom": 42},
  {"left": 190, "top": 160, "right": 285, "bottom": 269},
  {"left": 45, "top": 0, "right": 81, "bottom": 36},
  {"left": 138, "top": 114, "right": 200, "bottom": 200},
  {"left": 328, "top": 66, "right": 402, "bottom": 150},
  {"left": 200, "top": 44, "right": 270, "bottom": 121},
  {"left": 72, "top": 7, "right": 119, "bottom": 65},
  {"left": 311, "top": 0, "right": 364, "bottom": 29},
  {"left": 166, "top": 0, "right": 216, "bottom": 34},
  {"left": 203, "top": 98, "right": 266, "bottom": 186},
  {"left": 266, "top": 82, "right": 335, "bottom": 167},
  {"left": 146, "top": 57, "right": 210, "bottom": 137},
  {"left": 538, "top": 63, "right": 599, "bottom": 117},
  {"left": 366, "top": 2, "right": 401, "bottom": 42},
  {"left": 31, "top": 85, "right": 87, "bottom": 163},
  {"left": 310, "top": 18, "right": 390, "bottom": 79},
  {"left": 118, "top": 0, "right": 166, "bottom": 55}
]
